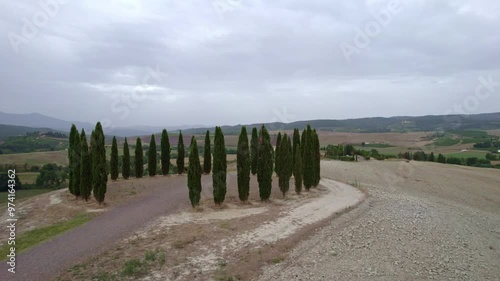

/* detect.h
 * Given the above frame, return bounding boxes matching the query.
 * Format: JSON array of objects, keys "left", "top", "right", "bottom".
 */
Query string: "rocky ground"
[{"left": 259, "top": 160, "right": 500, "bottom": 281}]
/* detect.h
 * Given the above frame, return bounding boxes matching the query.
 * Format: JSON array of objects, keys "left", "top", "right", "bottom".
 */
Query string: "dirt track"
[
  {"left": 0, "top": 175, "right": 203, "bottom": 281},
  {"left": 259, "top": 160, "right": 500, "bottom": 280}
]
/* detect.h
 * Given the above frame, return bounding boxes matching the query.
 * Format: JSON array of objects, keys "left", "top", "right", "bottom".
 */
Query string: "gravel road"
[
  {"left": 0, "top": 175, "right": 209, "bottom": 281},
  {"left": 259, "top": 160, "right": 500, "bottom": 280}
]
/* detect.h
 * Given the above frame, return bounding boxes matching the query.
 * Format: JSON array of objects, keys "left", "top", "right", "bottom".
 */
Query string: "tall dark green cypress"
[
  {"left": 188, "top": 136, "right": 202, "bottom": 207},
  {"left": 160, "top": 129, "right": 170, "bottom": 175},
  {"left": 135, "top": 138, "right": 143, "bottom": 178},
  {"left": 277, "top": 134, "right": 293, "bottom": 197},
  {"left": 203, "top": 130, "right": 212, "bottom": 174},
  {"left": 213, "top": 127, "right": 227, "bottom": 205},
  {"left": 294, "top": 143, "right": 303, "bottom": 194},
  {"left": 148, "top": 134, "right": 157, "bottom": 176},
  {"left": 312, "top": 129, "right": 321, "bottom": 187},
  {"left": 237, "top": 126, "right": 250, "bottom": 202},
  {"left": 110, "top": 136, "right": 119, "bottom": 180},
  {"left": 292, "top": 128, "right": 301, "bottom": 175},
  {"left": 428, "top": 152, "right": 435, "bottom": 162},
  {"left": 250, "top": 127, "right": 258, "bottom": 175},
  {"left": 122, "top": 138, "right": 130, "bottom": 179},
  {"left": 72, "top": 129, "right": 81, "bottom": 197},
  {"left": 257, "top": 125, "right": 274, "bottom": 201},
  {"left": 177, "top": 131, "right": 185, "bottom": 174},
  {"left": 68, "top": 124, "right": 78, "bottom": 195},
  {"left": 92, "top": 122, "right": 107, "bottom": 204},
  {"left": 89, "top": 130, "right": 95, "bottom": 187},
  {"left": 80, "top": 129, "right": 92, "bottom": 201},
  {"left": 437, "top": 153, "right": 446, "bottom": 163},
  {"left": 302, "top": 125, "right": 314, "bottom": 190},
  {"left": 275, "top": 132, "right": 282, "bottom": 175}
]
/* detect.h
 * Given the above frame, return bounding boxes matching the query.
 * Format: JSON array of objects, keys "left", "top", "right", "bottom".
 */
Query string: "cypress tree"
[
  {"left": 277, "top": 134, "right": 293, "bottom": 197},
  {"left": 294, "top": 143, "right": 303, "bottom": 194},
  {"left": 160, "top": 129, "right": 171, "bottom": 175},
  {"left": 292, "top": 128, "right": 301, "bottom": 172},
  {"left": 148, "top": 134, "right": 157, "bottom": 176},
  {"left": 68, "top": 124, "right": 78, "bottom": 195},
  {"left": 203, "top": 130, "right": 211, "bottom": 174},
  {"left": 257, "top": 125, "right": 274, "bottom": 201},
  {"left": 302, "top": 125, "right": 314, "bottom": 190},
  {"left": 312, "top": 129, "right": 321, "bottom": 187},
  {"left": 213, "top": 127, "right": 227, "bottom": 205},
  {"left": 72, "top": 129, "right": 81, "bottom": 197},
  {"left": 92, "top": 122, "right": 107, "bottom": 204},
  {"left": 80, "top": 129, "right": 92, "bottom": 201},
  {"left": 187, "top": 136, "right": 202, "bottom": 208},
  {"left": 237, "top": 126, "right": 250, "bottom": 202},
  {"left": 89, "top": 130, "right": 95, "bottom": 185},
  {"left": 250, "top": 127, "right": 258, "bottom": 175},
  {"left": 135, "top": 138, "right": 144, "bottom": 178},
  {"left": 428, "top": 152, "right": 435, "bottom": 162},
  {"left": 177, "top": 131, "right": 185, "bottom": 174},
  {"left": 437, "top": 153, "right": 446, "bottom": 163},
  {"left": 110, "top": 136, "right": 119, "bottom": 180},
  {"left": 122, "top": 138, "right": 131, "bottom": 179},
  {"left": 275, "top": 132, "right": 282, "bottom": 175}
]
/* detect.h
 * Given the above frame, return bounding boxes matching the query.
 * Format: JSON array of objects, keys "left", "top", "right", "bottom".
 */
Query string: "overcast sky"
[{"left": 1, "top": 0, "right": 499, "bottom": 127}]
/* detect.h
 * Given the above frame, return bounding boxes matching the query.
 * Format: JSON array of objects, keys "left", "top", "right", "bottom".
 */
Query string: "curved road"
[{"left": 1, "top": 175, "right": 215, "bottom": 281}]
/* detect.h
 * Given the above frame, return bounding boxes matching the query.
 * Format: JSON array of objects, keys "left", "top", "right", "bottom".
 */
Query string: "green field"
[
  {"left": 444, "top": 150, "right": 488, "bottom": 160},
  {"left": 0, "top": 189, "right": 52, "bottom": 205},
  {"left": 17, "top": 172, "right": 40, "bottom": 184},
  {"left": 434, "top": 137, "right": 461, "bottom": 146},
  {"left": 449, "top": 130, "right": 492, "bottom": 138},
  {"left": 0, "top": 150, "right": 68, "bottom": 168}
]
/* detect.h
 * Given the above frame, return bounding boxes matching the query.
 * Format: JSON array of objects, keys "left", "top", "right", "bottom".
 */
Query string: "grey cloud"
[{"left": 1, "top": 0, "right": 499, "bottom": 126}]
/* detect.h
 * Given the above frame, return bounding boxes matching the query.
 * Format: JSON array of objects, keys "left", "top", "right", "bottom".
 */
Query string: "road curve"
[{"left": 1, "top": 175, "right": 215, "bottom": 281}]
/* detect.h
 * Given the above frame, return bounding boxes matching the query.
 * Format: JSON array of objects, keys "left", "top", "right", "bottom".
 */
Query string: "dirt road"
[
  {"left": 1, "top": 175, "right": 207, "bottom": 281},
  {"left": 259, "top": 160, "right": 500, "bottom": 280}
]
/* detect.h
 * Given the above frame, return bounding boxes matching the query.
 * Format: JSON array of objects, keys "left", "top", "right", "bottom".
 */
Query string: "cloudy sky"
[{"left": 1, "top": 0, "right": 499, "bottom": 127}]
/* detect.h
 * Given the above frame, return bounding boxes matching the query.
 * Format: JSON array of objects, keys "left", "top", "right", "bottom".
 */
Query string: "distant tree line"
[{"left": 399, "top": 151, "right": 496, "bottom": 168}]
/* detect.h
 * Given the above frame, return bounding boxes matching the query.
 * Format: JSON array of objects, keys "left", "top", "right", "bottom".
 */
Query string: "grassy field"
[
  {"left": 434, "top": 137, "right": 461, "bottom": 146},
  {"left": 17, "top": 172, "right": 40, "bottom": 184},
  {"left": 0, "top": 213, "right": 92, "bottom": 260},
  {"left": 444, "top": 150, "right": 488, "bottom": 160},
  {"left": 0, "top": 189, "right": 52, "bottom": 205},
  {"left": 0, "top": 150, "right": 68, "bottom": 168}
]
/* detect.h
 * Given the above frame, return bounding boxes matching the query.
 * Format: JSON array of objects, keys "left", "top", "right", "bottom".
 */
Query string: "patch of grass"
[
  {"left": 0, "top": 150, "right": 68, "bottom": 167},
  {"left": 16, "top": 172, "right": 40, "bottom": 184},
  {"left": 360, "top": 143, "right": 394, "bottom": 148},
  {"left": 0, "top": 213, "right": 91, "bottom": 260},
  {"left": 434, "top": 137, "right": 461, "bottom": 146},
  {"left": 450, "top": 130, "right": 492, "bottom": 138},
  {"left": 0, "top": 189, "right": 52, "bottom": 205},
  {"left": 444, "top": 151, "right": 488, "bottom": 160},
  {"left": 271, "top": 256, "right": 284, "bottom": 264},
  {"left": 122, "top": 258, "right": 147, "bottom": 277}
]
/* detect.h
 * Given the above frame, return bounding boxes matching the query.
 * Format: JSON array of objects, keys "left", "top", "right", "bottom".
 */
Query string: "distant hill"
[
  {"left": 0, "top": 112, "right": 205, "bottom": 138},
  {"left": 1, "top": 111, "right": 499, "bottom": 139},
  {"left": 0, "top": 124, "right": 58, "bottom": 140},
  {"left": 183, "top": 112, "right": 500, "bottom": 135}
]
